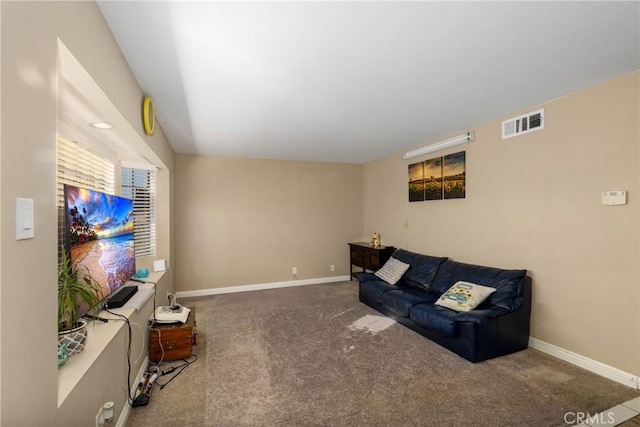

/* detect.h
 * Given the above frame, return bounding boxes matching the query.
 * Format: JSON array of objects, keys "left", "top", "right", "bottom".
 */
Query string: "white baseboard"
[
  {"left": 529, "top": 337, "right": 639, "bottom": 389},
  {"left": 176, "top": 275, "right": 352, "bottom": 299},
  {"left": 116, "top": 356, "right": 150, "bottom": 427}
]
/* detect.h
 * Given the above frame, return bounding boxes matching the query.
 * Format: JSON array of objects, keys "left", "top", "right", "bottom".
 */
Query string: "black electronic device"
[
  {"left": 104, "top": 285, "right": 138, "bottom": 309},
  {"left": 132, "top": 394, "right": 149, "bottom": 407},
  {"left": 83, "top": 313, "right": 109, "bottom": 323}
]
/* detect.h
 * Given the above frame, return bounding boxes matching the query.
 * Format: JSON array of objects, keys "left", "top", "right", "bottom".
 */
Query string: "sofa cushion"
[
  {"left": 360, "top": 279, "right": 409, "bottom": 304},
  {"left": 391, "top": 249, "right": 448, "bottom": 292},
  {"left": 435, "top": 281, "right": 496, "bottom": 312},
  {"left": 409, "top": 303, "right": 458, "bottom": 337},
  {"left": 454, "top": 306, "right": 509, "bottom": 324},
  {"left": 379, "top": 289, "right": 439, "bottom": 317},
  {"left": 358, "top": 273, "right": 380, "bottom": 283},
  {"left": 374, "top": 257, "right": 410, "bottom": 285},
  {"left": 429, "top": 260, "right": 527, "bottom": 311}
]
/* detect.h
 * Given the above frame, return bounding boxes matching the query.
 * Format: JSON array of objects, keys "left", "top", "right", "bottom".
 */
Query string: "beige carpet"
[{"left": 126, "top": 281, "right": 639, "bottom": 426}]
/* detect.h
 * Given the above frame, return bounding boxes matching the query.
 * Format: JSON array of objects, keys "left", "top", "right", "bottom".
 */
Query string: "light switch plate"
[{"left": 15, "top": 197, "right": 35, "bottom": 240}]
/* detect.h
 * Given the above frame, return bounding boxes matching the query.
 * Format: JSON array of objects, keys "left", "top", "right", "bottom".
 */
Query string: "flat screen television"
[{"left": 63, "top": 184, "right": 136, "bottom": 314}]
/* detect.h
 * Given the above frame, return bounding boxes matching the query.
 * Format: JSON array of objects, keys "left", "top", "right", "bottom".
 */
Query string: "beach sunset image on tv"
[{"left": 64, "top": 185, "right": 136, "bottom": 302}]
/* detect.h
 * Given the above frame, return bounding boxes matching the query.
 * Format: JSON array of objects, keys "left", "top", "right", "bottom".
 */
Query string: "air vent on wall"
[{"left": 502, "top": 108, "right": 544, "bottom": 139}]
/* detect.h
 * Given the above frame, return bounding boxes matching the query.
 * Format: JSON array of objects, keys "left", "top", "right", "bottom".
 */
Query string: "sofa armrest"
[
  {"left": 454, "top": 307, "right": 509, "bottom": 324},
  {"left": 357, "top": 273, "right": 379, "bottom": 283}
]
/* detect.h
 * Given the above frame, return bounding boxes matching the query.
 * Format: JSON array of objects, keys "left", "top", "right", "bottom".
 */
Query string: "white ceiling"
[{"left": 96, "top": 1, "right": 640, "bottom": 164}]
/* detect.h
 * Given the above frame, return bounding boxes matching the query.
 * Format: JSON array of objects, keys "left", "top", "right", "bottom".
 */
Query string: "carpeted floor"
[{"left": 126, "top": 281, "right": 639, "bottom": 426}]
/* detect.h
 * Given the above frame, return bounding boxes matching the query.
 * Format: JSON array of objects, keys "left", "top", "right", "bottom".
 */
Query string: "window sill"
[{"left": 57, "top": 272, "right": 164, "bottom": 407}]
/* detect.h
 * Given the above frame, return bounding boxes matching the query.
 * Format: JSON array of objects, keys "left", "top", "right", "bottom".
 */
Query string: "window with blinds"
[
  {"left": 121, "top": 167, "right": 156, "bottom": 258},
  {"left": 57, "top": 136, "right": 157, "bottom": 260},
  {"left": 57, "top": 137, "right": 115, "bottom": 252}
]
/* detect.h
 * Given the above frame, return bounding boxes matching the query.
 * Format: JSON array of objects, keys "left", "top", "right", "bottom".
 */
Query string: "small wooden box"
[{"left": 148, "top": 307, "right": 196, "bottom": 363}]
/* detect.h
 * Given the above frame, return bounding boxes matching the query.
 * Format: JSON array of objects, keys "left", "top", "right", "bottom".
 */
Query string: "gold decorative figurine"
[{"left": 371, "top": 232, "right": 380, "bottom": 248}]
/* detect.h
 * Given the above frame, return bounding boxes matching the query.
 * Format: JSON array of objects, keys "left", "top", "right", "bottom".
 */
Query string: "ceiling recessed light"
[{"left": 90, "top": 122, "right": 114, "bottom": 130}]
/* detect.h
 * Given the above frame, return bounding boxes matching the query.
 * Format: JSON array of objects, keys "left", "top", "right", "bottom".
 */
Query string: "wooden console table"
[{"left": 348, "top": 242, "right": 396, "bottom": 280}]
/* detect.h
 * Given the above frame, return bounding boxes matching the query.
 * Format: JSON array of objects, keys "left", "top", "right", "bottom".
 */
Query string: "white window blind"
[
  {"left": 121, "top": 166, "right": 156, "bottom": 258},
  {"left": 57, "top": 137, "right": 115, "bottom": 251}
]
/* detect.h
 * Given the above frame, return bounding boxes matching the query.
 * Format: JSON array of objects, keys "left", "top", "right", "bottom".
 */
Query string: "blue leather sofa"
[{"left": 358, "top": 249, "right": 532, "bottom": 362}]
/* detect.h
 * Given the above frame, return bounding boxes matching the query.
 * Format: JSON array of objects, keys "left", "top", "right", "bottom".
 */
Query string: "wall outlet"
[
  {"left": 330, "top": 264, "right": 335, "bottom": 272},
  {"left": 292, "top": 267, "right": 297, "bottom": 275}
]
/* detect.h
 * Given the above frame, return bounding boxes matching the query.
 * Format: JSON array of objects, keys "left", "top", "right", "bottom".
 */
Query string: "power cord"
[
  {"left": 130, "top": 322, "right": 145, "bottom": 365},
  {"left": 154, "top": 355, "right": 198, "bottom": 390},
  {"left": 130, "top": 278, "right": 158, "bottom": 323},
  {"left": 149, "top": 327, "right": 165, "bottom": 365},
  {"left": 145, "top": 315, "right": 198, "bottom": 391},
  {"left": 104, "top": 307, "right": 135, "bottom": 405},
  {"left": 150, "top": 280, "right": 158, "bottom": 323},
  {"left": 97, "top": 279, "right": 162, "bottom": 407}
]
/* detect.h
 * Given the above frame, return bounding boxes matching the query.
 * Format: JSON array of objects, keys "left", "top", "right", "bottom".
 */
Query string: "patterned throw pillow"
[
  {"left": 435, "top": 281, "right": 496, "bottom": 312},
  {"left": 375, "top": 257, "right": 410, "bottom": 285}
]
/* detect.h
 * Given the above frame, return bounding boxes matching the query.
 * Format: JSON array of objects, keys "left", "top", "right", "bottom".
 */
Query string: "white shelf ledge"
[{"left": 57, "top": 272, "right": 164, "bottom": 407}]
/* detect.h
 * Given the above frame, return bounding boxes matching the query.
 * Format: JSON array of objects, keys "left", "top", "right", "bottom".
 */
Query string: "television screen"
[{"left": 63, "top": 184, "right": 136, "bottom": 312}]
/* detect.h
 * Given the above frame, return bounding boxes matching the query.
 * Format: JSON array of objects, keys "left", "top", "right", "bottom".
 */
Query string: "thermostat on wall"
[{"left": 601, "top": 191, "right": 627, "bottom": 205}]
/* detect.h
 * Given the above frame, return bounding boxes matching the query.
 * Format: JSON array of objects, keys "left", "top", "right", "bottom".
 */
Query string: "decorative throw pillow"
[
  {"left": 375, "top": 257, "right": 410, "bottom": 285},
  {"left": 435, "top": 281, "right": 497, "bottom": 312}
]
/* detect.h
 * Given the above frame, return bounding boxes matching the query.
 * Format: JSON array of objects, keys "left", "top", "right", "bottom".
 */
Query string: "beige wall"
[
  {"left": 0, "top": 5, "right": 636, "bottom": 427},
  {"left": 364, "top": 72, "right": 640, "bottom": 375},
  {"left": 175, "top": 154, "right": 363, "bottom": 290},
  {"left": 0, "top": 2, "right": 174, "bottom": 425}
]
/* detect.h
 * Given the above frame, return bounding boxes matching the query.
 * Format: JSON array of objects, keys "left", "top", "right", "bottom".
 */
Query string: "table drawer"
[
  {"left": 350, "top": 248, "right": 360, "bottom": 264},
  {"left": 366, "top": 252, "right": 383, "bottom": 270}
]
